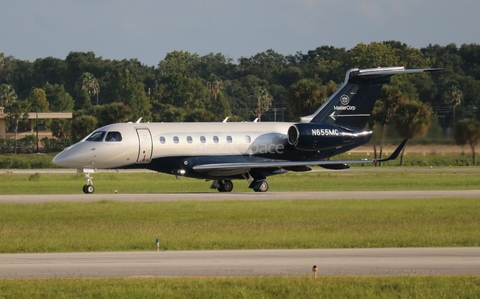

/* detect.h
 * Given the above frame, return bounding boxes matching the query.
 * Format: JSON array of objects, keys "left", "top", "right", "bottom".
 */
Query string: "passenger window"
[
  {"left": 106, "top": 131, "right": 122, "bottom": 142},
  {"left": 226, "top": 136, "right": 233, "bottom": 143},
  {"left": 86, "top": 131, "right": 106, "bottom": 142},
  {"left": 187, "top": 136, "right": 193, "bottom": 143},
  {"left": 245, "top": 135, "right": 251, "bottom": 143},
  {"left": 160, "top": 136, "right": 166, "bottom": 144},
  {"left": 200, "top": 136, "right": 206, "bottom": 143},
  {"left": 173, "top": 136, "right": 179, "bottom": 144},
  {"left": 213, "top": 136, "right": 219, "bottom": 143}
]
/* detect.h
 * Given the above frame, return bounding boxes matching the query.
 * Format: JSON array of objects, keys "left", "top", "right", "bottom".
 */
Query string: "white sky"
[{"left": 1, "top": 0, "right": 479, "bottom": 66}]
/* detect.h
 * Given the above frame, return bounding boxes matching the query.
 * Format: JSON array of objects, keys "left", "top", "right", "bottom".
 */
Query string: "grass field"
[
  {"left": 1, "top": 198, "right": 479, "bottom": 253},
  {"left": 1, "top": 276, "right": 479, "bottom": 299},
  {"left": 0, "top": 168, "right": 479, "bottom": 194},
  {"left": 1, "top": 169, "right": 479, "bottom": 297}
]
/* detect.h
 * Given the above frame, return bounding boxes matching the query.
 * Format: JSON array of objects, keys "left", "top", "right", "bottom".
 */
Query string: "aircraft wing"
[{"left": 193, "top": 139, "right": 407, "bottom": 172}]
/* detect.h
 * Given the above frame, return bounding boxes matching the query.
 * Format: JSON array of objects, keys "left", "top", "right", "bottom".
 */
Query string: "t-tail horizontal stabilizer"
[{"left": 302, "top": 67, "right": 443, "bottom": 130}]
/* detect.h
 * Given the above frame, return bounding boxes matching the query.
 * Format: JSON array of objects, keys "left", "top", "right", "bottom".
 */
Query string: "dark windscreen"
[{"left": 85, "top": 131, "right": 106, "bottom": 142}]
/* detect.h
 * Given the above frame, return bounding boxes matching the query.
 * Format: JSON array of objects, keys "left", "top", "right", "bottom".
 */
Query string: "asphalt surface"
[
  {"left": 1, "top": 248, "right": 479, "bottom": 278},
  {"left": 1, "top": 184, "right": 479, "bottom": 278},
  {"left": 0, "top": 190, "right": 479, "bottom": 203}
]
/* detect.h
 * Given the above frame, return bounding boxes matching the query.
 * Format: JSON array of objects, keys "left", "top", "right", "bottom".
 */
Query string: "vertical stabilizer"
[{"left": 301, "top": 66, "right": 441, "bottom": 129}]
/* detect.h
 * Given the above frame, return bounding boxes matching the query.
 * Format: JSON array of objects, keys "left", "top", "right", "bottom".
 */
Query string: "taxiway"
[{"left": 1, "top": 248, "right": 479, "bottom": 278}]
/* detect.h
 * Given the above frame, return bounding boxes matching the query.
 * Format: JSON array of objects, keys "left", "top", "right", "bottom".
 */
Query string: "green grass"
[
  {"left": 0, "top": 169, "right": 479, "bottom": 194},
  {"left": 0, "top": 276, "right": 479, "bottom": 298},
  {"left": 1, "top": 198, "right": 479, "bottom": 253}
]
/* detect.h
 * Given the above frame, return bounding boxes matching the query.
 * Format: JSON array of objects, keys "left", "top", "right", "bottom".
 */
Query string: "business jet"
[{"left": 53, "top": 66, "right": 441, "bottom": 194}]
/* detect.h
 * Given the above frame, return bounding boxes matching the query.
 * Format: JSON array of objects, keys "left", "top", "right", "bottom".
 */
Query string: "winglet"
[{"left": 373, "top": 139, "right": 408, "bottom": 163}]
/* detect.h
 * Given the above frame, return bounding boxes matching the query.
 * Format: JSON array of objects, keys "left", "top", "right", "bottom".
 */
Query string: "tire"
[
  {"left": 85, "top": 184, "right": 95, "bottom": 194},
  {"left": 218, "top": 180, "right": 234, "bottom": 192},
  {"left": 254, "top": 181, "right": 269, "bottom": 192}
]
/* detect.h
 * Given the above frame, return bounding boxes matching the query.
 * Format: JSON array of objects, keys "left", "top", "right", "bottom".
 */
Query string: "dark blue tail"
[{"left": 301, "top": 66, "right": 442, "bottom": 129}]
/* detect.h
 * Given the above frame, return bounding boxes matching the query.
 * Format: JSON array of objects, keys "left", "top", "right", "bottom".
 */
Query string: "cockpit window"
[
  {"left": 106, "top": 131, "right": 122, "bottom": 142},
  {"left": 86, "top": 131, "right": 106, "bottom": 142}
]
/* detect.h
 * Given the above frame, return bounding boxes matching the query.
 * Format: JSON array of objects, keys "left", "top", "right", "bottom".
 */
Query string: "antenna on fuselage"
[
  {"left": 222, "top": 117, "right": 229, "bottom": 123},
  {"left": 253, "top": 118, "right": 258, "bottom": 122},
  {"left": 135, "top": 117, "right": 143, "bottom": 123}
]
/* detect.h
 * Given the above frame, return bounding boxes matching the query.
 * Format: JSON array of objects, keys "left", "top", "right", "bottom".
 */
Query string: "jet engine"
[{"left": 287, "top": 123, "right": 372, "bottom": 151}]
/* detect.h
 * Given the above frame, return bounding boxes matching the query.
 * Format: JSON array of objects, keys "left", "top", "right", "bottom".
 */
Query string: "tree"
[
  {"left": 159, "top": 106, "right": 187, "bottom": 122},
  {"left": 4, "top": 100, "right": 29, "bottom": 154},
  {"left": 70, "top": 115, "right": 98, "bottom": 143},
  {"left": 394, "top": 100, "right": 432, "bottom": 165},
  {"left": 346, "top": 42, "right": 398, "bottom": 68},
  {"left": 253, "top": 86, "right": 272, "bottom": 121},
  {"left": 27, "top": 88, "right": 49, "bottom": 112},
  {"left": 454, "top": 118, "right": 480, "bottom": 166},
  {"left": 372, "top": 86, "right": 408, "bottom": 164},
  {"left": 158, "top": 50, "right": 200, "bottom": 77},
  {"left": 206, "top": 74, "right": 223, "bottom": 101},
  {"left": 126, "top": 82, "right": 152, "bottom": 122},
  {"left": 50, "top": 118, "right": 71, "bottom": 139},
  {"left": 0, "top": 52, "right": 4, "bottom": 73},
  {"left": 0, "top": 84, "right": 17, "bottom": 107},
  {"left": 96, "top": 102, "right": 132, "bottom": 126},
  {"left": 442, "top": 85, "right": 463, "bottom": 126},
  {"left": 185, "top": 109, "right": 216, "bottom": 122},
  {"left": 285, "top": 79, "right": 327, "bottom": 121},
  {"left": 76, "top": 72, "right": 100, "bottom": 105},
  {"left": 156, "top": 73, "right": 209, "bottom": 110},
  {"left": 44, "top": 83, "right": 75, "bottom": 112}
]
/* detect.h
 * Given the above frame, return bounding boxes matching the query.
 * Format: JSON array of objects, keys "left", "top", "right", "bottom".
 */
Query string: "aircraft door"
[{"left": 136, "top": 128, "right": 153, "bottom": 163}]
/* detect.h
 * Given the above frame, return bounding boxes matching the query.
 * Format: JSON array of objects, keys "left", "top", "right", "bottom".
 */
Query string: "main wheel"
[
  {"left": 84, "top": 184, "right": 95, "bottom": 194},
  {"left": 254, "top": 180, "right": 269, "bottom": 192},
  {"left": 217, "top": 180, "right": 234, "bottom": 192}
]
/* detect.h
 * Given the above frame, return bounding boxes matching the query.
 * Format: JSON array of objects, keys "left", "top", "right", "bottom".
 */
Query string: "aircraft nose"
[{"left": 52, "top": 150, "right": 72, "bottom": 167}]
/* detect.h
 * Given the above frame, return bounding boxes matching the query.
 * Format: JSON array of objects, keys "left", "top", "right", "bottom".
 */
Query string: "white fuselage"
[{"left": 53, "top": 122, "right": 294, "bottom": 170}]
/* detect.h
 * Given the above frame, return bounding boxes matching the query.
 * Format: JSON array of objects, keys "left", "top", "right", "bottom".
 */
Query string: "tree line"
[{"left": 1, "top": 41, "right": 480, "bottom": 162}]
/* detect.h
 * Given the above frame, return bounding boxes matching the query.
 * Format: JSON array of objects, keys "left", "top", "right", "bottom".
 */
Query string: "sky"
[{"left": 1, "top": 0, "right": 479, "bottom": 67}]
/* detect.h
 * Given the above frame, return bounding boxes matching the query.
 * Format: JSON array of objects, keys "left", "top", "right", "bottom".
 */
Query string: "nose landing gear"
[{"left": 79, "top": 168, "right": 95, "bottom": 194}]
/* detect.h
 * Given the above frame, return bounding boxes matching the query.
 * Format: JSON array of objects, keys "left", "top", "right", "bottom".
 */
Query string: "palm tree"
[
  {"left": 5, "top": 100, "right": 29, "bottom": 154},
  {"left": 253, "top": 86, "right": 272, "bottom": 121},
  {"left": 206, "top": 74, "right": 223, "bottom": 101},
  {"left": 443, "top": 85, "right": 463, "bottom": 126},
  {"left": 76, "top": 72, "right": 100, "bottom": 105}
]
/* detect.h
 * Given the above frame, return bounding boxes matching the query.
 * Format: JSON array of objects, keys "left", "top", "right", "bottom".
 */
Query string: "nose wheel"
[{"left": 83, "top": 184, "right": 95, "bottom": 194}]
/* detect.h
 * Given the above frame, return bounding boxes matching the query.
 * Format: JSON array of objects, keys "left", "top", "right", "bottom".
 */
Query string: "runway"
[
  {"left": 1, "top": 190, "right": 479, "bottom": 279},
  {"left": 1, "top": 248, "right": 479, "bottom": 278},
  {"left": 0, "top": 189, "right": 479, "bottom": 203}
]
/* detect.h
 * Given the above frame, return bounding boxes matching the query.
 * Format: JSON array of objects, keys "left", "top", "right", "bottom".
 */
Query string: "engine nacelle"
[{"left": 287, "top": 123, "right": 372, "bottom": 151}]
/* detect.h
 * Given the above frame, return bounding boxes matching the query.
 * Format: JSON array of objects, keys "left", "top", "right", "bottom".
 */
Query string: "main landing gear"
[
  {"left": 249, "top": 180, "right": 269, "bottom": 192},
  {"left": 211, "top": 180, "right": 234, "bottom": 192},
  {"left": 210, "top": 178, "right": 269, "bottom": 193}
]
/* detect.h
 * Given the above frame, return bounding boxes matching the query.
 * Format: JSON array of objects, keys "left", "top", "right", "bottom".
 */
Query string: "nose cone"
[{"left": 52, "top": 150, "right": 72, "bottom": 168}]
